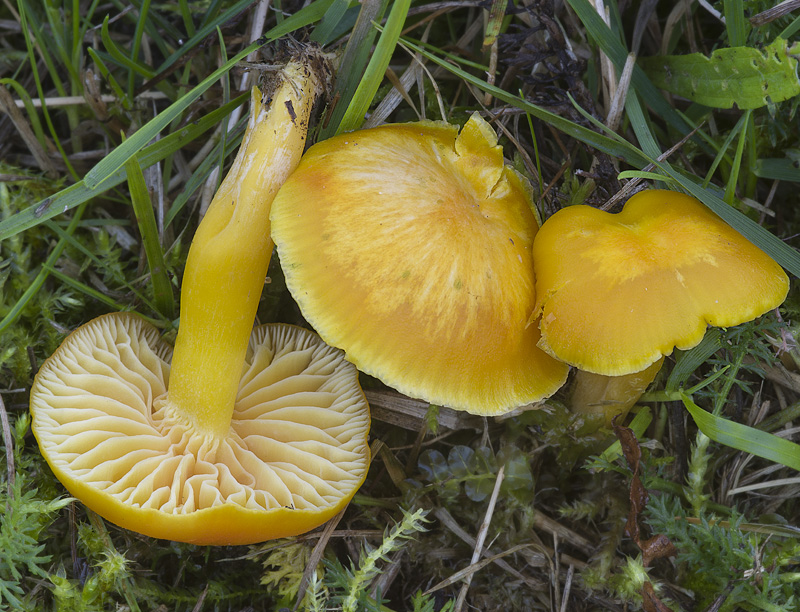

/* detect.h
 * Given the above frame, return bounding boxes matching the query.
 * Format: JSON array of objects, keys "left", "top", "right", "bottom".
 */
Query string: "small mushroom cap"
[
  {"left": 533, "top": 189, "right": 790, "bottom": 375},
  {"left": 30, "top": 313, "right": 370, "bottom": 545},
  {"left": 270, "top": 114, "right": 568, "bottom": 415}
]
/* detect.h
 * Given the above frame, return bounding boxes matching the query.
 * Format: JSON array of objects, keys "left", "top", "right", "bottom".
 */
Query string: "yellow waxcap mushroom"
[
  {"left": 29, "top": 50, "right": 370, "bottom": 545},
  {"left": 31, "top": 314, "right": 370, "bottom": 545},
  {"left": 533, "top": 189, "right": 790, "bottom": 376},
  {"left": 270, "top": 114, "right": 568, "bottom": 416}
]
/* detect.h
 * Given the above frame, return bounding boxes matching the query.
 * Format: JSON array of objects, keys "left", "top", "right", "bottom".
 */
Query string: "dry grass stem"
[
  {"left": 605, "top": 53, "right": 636, "bottom": 132},
  {"left": 294, "top": 505, "right": 348, "bottom": 610},
  {"left": 0, "top": 86, "right": 57, "bottom": 177},
  {"left": 453, "top": 464, "right": 504, "bottom": 612},
  {"left": 433, "top": 506, "right": 546, "bottom": 588},
  {"left": 560, "top": 564, "right": 575, "bottom": 612},
  {"left": 0, "top": 393, "right": 14, "bottom": 502}
]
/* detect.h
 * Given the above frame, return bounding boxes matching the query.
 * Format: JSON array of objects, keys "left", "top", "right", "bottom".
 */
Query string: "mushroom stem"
[
  {"left": 167, "top": 54, "right": 326, "bottom": 440},
  {"left": 569, "top": 358, "right": 664, "bottom": 427}
]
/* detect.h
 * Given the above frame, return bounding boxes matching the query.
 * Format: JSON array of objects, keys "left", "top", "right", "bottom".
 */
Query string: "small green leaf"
[
  {"left": 464, "top": 476, "right": 494, "bottom": 503},
  {"left": 418, "top": 449, "right": 448, "bottom": 482},
  {"left": 498, "top": 449, "right": 534, "bottom": 503},
  {"left": 448, "top": 446, "right": 473, "bottom": 479},
  {"left": 640, "top": 39, "right": 800, "bottom": 110}
]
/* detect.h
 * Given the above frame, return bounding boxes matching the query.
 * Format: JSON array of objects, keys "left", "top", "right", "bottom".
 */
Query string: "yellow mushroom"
[
  {"left": 270, "top": 113, "right": 568, "bottom": 416},
  {"left": 532, "top": 189, "right": 789, "bottom": 424},
  {"left": 30, "top": 51, "right": 370, "bottom": 545}
]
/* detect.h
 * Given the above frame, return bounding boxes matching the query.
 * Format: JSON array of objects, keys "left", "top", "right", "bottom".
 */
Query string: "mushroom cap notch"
[
  {"left": 533, "top": 189, "right": 790, "bottom": 376},
  {"left": 269, "top": 113, "right": 568, "bottom": 416},
  {"left": 30, "top": 313, "right": 371, "bottom": 545}
]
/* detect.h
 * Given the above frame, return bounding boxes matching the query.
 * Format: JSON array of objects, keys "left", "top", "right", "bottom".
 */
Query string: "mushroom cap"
[
  {"left": 533, "top": 189, "right": 790, "bottom": 375},
  {"left": 30, "top": 313, "right": 371, "bottom": 545},
  {"left": 269, "top": 114, "right": 568, "bottom": 415}
]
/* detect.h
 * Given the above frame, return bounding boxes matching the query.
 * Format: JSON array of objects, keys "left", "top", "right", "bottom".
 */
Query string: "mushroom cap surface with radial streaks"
[
  {"left": 30, "top": 313, "right": 371, "bottom": 545},
  {"left": 533, "top": 189, "right": 790, "bottom": 376},
  {"left": 270, "top": 114, "right": 568, "bottom": 415}
]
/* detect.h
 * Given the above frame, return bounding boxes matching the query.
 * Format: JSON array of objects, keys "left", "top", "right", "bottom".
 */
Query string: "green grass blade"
[
  {"left": 779, "top": 14, "right": 800, "bottom": 39},
  {"left": 754, "top": 158, "right": 800, "bottom": 182},
  {"left": 723, "top": 0, "right": 748, "bottom": 47},
  {"left": 682, "top": 393, "right": 800, "bottom": 471},
  {"left": 178, "top": 0, "right": 196, "bottom": 36},
  {"left": 100, "top": 15, "right": 156, "bottom": 80},
  {"left": 128, "top": 0, "right": 153, "bottom": 96},
  {"left": 703, "top": 113, "right": 748, "bottom": 187},
  {"left": 42, "top": 0, "right": 80, "bottom": 86},
  {"left": 17, "top": 0, "right": 68, "bottom": 98},
  {"left": 617, "top": 170, "right": 679, "bottom": 184},
  {"left": 624, "top": 89, "right": 664, "bottom": 159},
  {"left": 125, "top": 154, "right": 175, "bottom": 319},
  {"left": 0, "top": 94, "right": 247, "bottom": 241},
  {"left": 724, "top": 110, "right": 751, "bottom": 204},
  {"left": 665, "top": 329, "right": 722, "bottom": 394},
  {"left": 318, "top": 0, "right": 389, "bottom": 140},
  {"left": 310, "top": 0, "right": 351, "bottom": 44},
  {"left": 336, "top": 0, "right": 411, "bottom": 134}
]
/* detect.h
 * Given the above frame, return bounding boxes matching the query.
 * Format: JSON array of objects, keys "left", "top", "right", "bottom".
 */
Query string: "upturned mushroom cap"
[
  {"left": 30, "top": 313, "right": 370, "bottom": 545},
  {"left": 533, "top": 189, "right": 790, "bottom": 376},
  {"left": 270, "top": 114, "right": 568, "bottom": 415}
]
